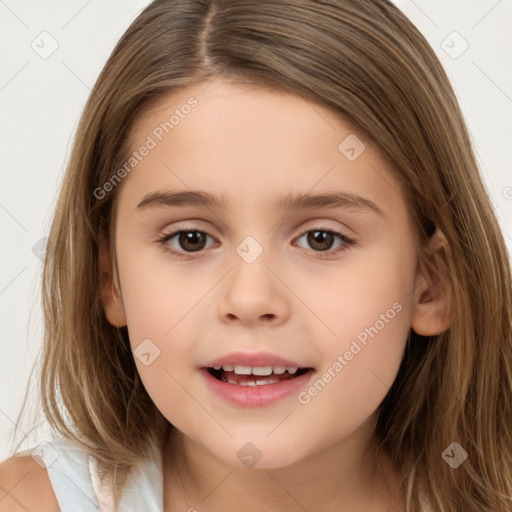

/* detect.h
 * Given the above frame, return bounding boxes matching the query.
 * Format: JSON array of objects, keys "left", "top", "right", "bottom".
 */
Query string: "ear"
[
  {"left": 98, "top": 231, "right": 127, "bottom": 328},
  {"left": 411, "top": 227, "right": 452, "bottom": 336}
]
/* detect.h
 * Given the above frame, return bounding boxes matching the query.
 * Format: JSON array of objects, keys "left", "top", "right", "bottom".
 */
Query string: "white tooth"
[
  {"left": 273, "top": 366, "right": 286, "bottom": 374},
  {"left": 255, "top": 377, "right": 280, "bottom": 385},
  {"left": 251, "top": 366, "right": 273, "bottom": 376},
  {"left": 286, "top": 367, "right": 298, "bottom": 374},
  {"left": 234, "top": 365, "right": 252, "bottom": 375},
  {"left": 222, "top": 365, "right": 234, "bottom": 372},
  {"left": 213, "top": 365, "right": 221, "bottom": 370}
]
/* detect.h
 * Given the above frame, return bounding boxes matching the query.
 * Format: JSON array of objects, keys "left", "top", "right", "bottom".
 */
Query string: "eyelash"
[{"left": 156, "top": 225, "right": 356, "bottom": 260}]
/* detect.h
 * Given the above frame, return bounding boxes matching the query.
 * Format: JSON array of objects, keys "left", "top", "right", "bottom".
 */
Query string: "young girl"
[{"left": 1, "top": 0, "right": 511, "bottom": 511}]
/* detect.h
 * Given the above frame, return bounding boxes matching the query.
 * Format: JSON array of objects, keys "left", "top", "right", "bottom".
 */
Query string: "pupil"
[
  {"left": 180, "top": 231, "right": 206, "bottom": 252},
  {"left": 308, "top": 230, "right": 333, "bottom": 251}
]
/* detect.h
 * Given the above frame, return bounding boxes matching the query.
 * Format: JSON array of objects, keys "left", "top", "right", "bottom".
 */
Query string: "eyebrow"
[{"left": 136, "top": 190, "right": 386, "bottom": 218}]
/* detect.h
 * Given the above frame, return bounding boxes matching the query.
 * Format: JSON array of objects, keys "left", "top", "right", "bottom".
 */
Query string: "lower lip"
[{"left": 200, "top": 368, "right": 315, "bottom": 408}]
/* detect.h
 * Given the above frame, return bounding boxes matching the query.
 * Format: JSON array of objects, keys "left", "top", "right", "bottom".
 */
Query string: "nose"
[{"left": 217, "top": 252, "right": 290, "bottom": 327}]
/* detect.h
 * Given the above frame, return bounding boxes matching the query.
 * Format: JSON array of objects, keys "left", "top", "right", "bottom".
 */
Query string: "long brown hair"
[{"left": 10, "top": 1, "right": 512, "bottom": 510}]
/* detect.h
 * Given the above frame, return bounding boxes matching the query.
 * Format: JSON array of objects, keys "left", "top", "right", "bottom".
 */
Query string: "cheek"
[
  {"left": 296, "top": 240, "right": 414, "bottom": 422},
  {"left": 115, "top": 234, "right": 204, "bottom": 340},
  {"left": 306, "top": 236, "right": 414, "bottom": 340},
  {"left": 114, "top": 239, "right": 218, "bottom": 423}
]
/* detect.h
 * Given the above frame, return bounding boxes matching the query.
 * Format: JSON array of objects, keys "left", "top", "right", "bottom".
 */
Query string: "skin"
[{"left": 100, "top": 78, "right": 451, "bottom": 511}]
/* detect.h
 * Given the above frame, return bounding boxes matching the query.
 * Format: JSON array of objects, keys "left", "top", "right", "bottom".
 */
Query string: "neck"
[{"left": 162, "top": 417, "right": 404, "bottom": 511}]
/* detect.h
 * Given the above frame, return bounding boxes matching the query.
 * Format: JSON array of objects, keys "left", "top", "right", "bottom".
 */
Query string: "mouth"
[{"left": 205, "top": 365, "right": 314, "bottom": 386}]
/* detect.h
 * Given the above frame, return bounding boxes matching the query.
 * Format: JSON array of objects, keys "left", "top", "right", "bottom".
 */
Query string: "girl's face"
[{"left": 104, "top": 78, "right": 426, "bottom": 469}]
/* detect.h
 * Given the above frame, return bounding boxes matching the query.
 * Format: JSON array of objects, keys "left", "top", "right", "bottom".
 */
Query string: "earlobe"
[
  {"left": 410, "top": 228, "right": 453, "bottom": 336},
  {"left": 98, "top": 232, "right": 127, "bottom": 328}
]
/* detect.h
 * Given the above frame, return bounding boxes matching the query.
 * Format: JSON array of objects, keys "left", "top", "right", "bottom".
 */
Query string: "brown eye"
[
  {"left": 158, "top": 229, "right": 216, "bottom": 257},
  {"left": 307, "top": 230, "right": 335, "bottom": 251},
  {"left": 176, "top": 230, "right": 208, "bottom": 252},
  {"left": 295, "top": 228, "right": 354, "bottom": 257}
]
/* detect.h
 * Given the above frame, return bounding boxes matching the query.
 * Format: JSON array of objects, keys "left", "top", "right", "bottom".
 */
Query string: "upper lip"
[{"left": 202, "top": 351, "right": 313, "bottom": 369}]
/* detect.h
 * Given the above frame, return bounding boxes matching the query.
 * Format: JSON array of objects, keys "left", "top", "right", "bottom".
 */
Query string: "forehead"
[
  {"left": 119, "top": 79, "right": 405, "bottom": 220},
  {"left": 131, "top": 79, "right": 366, "bottom": 150}
]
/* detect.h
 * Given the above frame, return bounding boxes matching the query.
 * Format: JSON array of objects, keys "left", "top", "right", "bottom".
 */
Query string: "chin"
[{"left": 217, "top": 443, "right": 307, "bottom": 471}]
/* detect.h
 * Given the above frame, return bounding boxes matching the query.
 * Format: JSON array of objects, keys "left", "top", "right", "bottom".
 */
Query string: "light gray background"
[{"left": 1, "top": 0, "right": 511, "bottom": 459}]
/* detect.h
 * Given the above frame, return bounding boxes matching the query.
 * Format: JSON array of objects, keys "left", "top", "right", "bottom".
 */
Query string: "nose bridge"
[
  {"left": 235, "top": 233, "right": 267, "bottom": 266},
  {"left": 229, "top": 232, "right": 275, "bottom": 294},
  {"left": 217, "top": 231, "right": 289, "bottom": 324}
]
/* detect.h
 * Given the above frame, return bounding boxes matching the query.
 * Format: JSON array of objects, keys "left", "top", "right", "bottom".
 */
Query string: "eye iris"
[
  {"left": 308, "top": 230, "right": 334, "bottom": 251},
  {"left": 180, "top": 231, "right": 206, "bottom": 252},
  {"left": 172, "top": 229, "right": 341, "bottom": 254}
]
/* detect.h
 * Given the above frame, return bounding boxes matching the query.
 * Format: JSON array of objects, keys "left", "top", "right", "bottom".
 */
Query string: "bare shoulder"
[{"left": 0, "top": 455, "right": 60, "bottom": 512}]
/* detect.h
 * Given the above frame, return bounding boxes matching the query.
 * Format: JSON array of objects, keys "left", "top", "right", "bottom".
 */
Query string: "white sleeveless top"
[
  {"left": 18, "top": 437, "right": 164, "bottom": 512},
  {"left": 18, "top": 437, "right": 436, "bottom": 511}
]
